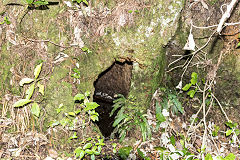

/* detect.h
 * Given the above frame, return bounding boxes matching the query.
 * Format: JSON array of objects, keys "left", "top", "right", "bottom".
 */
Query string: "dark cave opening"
[{"left": 93, "top": 61, "right": 133, "bottom": 137}]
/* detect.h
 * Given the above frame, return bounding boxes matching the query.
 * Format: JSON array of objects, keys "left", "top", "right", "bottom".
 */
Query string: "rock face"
[
  {"left": 0, "top": 0, "right": 184, "bottom": 133},
  {"left": 167, "top": 0, "right": 240, "bottom": 121}
]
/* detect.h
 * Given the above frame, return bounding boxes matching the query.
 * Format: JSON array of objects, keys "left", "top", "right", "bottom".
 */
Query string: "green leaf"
[
  {"left": 25, "top": 0, "right": 34, "bottom": 4},
  {"left": 37, "top": 82, "right": 44, "bottom": 95},
  {"left": 118, "top": 147, "right": 133, "bottom": 159},
  {"left": 236, "top": 42, "right": 240, "bottom": 48},
  {"left": 91, "top": 154, "right": 95, "bottom": 160},
  {"left": 235, "top": 129, "right": 240, "bottom": 136},
  {"left": 13, "top": 99, "right": 32, "bottom": 107},
  {"left": 82, "top": 0, "right": 88, "bottom": 5},
  {"left": 31, "top": 103, "right": 40, "bottom": 117},
  {"left": 70, "top": 132, "right": 78, "bottom": 139},
  {"left": 137, "top": 148, "right": 145, "bottom": 158},
  {"left": 68, "top": 112, "right": 76, "bottom": 116},
  {"left": 83, "top": 143, "right": 92, "bottom": 150},
  {"left": 4, "top": 17, "right": 11, "bottom": 25},
  {"left": 226, "top": 121, "right": 234, "bottom": 128},
  {"left": 74, "top": 148, "right": 85, "bottom": 159},
  {"left": 33, "top": 0, "right": 49, "bottom": 5},
  {"left": 233, "top": 122, "right": 238, "bottom": 128},
  {"left": 90, "top": 115, "right": 99, "bottom": 122},
  {"left": 49, "top": 120, "right": 59, "bottom": 127},
  {"left": 85, "top": 91, "right": 91, "bottom": 97},
  {"left": 224, "top": 153, "right": 236, "bottom": 160},
  {"left": 81, "top": 46, "right": 89, "bottom": 52},
  {"left": 169, "top": 94, "right": 184, "bottom": 114},
  {"left": 156, "top": 102, "right": 166, "bottom": 122},
  {"left": 74, "top": 93, "right": 85, "bottom": 101},
  {"left": 34, "top": 63, "right": 42, "bottom": 79},
  {"left": 74, "top": 109, "right": 81, "bottom": 115},
  {"left": 19, "top": 78, "right": 34, "bottom": 86},
  {"left": 226, "top": 129, "right": 232, "bottom": 136},
  {"left": 84, "top": 102, "right": 99, "bottom": 111},
  {"left": 182, "top": 83, "right": 192, "bottom": 91},
  {"left": 191, "top": 72, "right": 198, "bottom": 85},
  {"left": 140, "top": 122, "right": 147, "bottom": 141},
  {"left": 26, "top": 83, "right": 35, "bottom": 99},
  {"left": 205, "top": 153, "right": 213, "bottom": 160},
  {"left": 59, "top": 118, "right": 70, "bottom": 127},
  {"left": 113, "top": 115, "right": 126, "bottom": 127},
  {"left": 154, "top": 146, "right": 166, "bottom": 151},
  {"left": 187, "top": 89, "right": 196, "bottom": 98},
  {"left": 85, "top": 149, "right": 93, "bottom": 154},
  {"left": 170, "top": 135, "right": 176, "bottom": 146}
]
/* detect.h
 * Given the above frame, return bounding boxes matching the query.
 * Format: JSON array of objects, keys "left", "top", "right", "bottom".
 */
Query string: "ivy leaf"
[
  {"left": 68, "top": 112, "right": 76, "bottom": 117},
  {"left": 82, "top": 0, "right": 88, "bottom": 5},
  {"left": 224, "top": 153, "right": 236, "bottom": 160},
  {"left": 205, "top": 153, "right": 213, "bottom": 160},
  {"left": 187, "top": 89, "right": 196, "bottom": 98},
  {"left": 74, "top": 147, "right": 85, "bottom": 159},
  {"left": 226, "top": 129, "right": 232, "bottom": 136},
  {"left": 84, "top": 102, "right": 99, "bottom": 111},
  {"left": 83, "top": 143, "right": 92, "bottom": 150},
  {"left": 70, "top": 132, "right": 78, "bottom": 139},
  {"left": 90, "top": 115, "right": 99, "bottom": 122},
  {"left": 235, "top": 129, "right": 240, "bottom": 136},
  {"left": 191, "top": 72, "right": 198, "bottom": 85},
  {"left": 33, "top": 0, "right": 49, "bottom": 5},
  {"left": 182, "top": 83, "right": 192, "bottom": 91},
  {"left": 74, "top": 93, "right": 85, "bottom": 101},
  {"left": 236, "top": 42, "right": 240, "bottom": 48},
  {"left": 31, "top": 103, "right": 40, "bottom": 117},
  {"left": 13, "top": 99, "right": 32, "bottom": 107},
  {"left": 19, "top": 78, "right": 34, "bottom": 86},
  {"left": 225, "top": 121, "right": 234, "bottom": 128},
  {"left": 34, "top": 63, "right": 42, "bottom": 79},
  {"left": 26, "top": 83, "right": 35, "bottom": 99},
  {"left": 25, "top": 0, "right": 34, "bottom": 4},
  {"left": 37, "top": 82, "right": 44, "bottom": 95}
]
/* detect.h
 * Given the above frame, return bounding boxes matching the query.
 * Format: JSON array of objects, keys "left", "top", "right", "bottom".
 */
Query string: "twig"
[
  {"left": 217, "top": 0, "right": 239, "bottom": 34},
  {"left": 181, "top": 30, "right": 216, "bottom": 82}
]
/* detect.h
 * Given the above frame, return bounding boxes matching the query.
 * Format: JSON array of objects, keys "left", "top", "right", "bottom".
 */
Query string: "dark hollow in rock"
[{"left": 93, "top": 61, "right": 133, "bottom": 137}]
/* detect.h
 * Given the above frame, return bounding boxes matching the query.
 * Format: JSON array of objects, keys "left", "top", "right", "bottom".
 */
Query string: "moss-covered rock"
[{"left": 0, "top": 0, "right": 184, "bottom": 137}]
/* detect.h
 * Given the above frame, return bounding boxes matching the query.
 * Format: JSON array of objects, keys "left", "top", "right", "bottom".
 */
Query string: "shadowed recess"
[{"left": 93, "top": 61, "right": 133, "bottom": 137}]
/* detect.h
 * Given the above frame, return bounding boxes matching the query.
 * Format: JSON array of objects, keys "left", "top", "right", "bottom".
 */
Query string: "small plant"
[
  {"left": 73, "top": 0, "right": 88, "bottom": 6},
  {"left": 13, "top": 63, "right": 44, "bottom": 118},
  {"left": 225, "top": 120, "right": 240, "bottom": 144},
  {"left": 137, "top": 148, "right": 151, "bottom": 160},
  {"left": 182, "top": 72, "right": 198, "bottom": 98},
  {"left": 74, "top": 136, "right": 105, "bottom": 160},
  {"left": 81, "top": 46, "right": 92, "bottom": 54},
  {"left": 49, "top": 92, "right": 99, "bottom": 129},
  {"left": 74, "top": 92, "right": 99, "bottom": 122},
  {"left": 110, "top": 95, "right": 151, "bottom": 142},
  {"left": 24, "top": 0, "right": 49, "bottom": 7},
  {"left": 0, "top": 17, "right": 11, "bottom": 25},
  {"left": 205, "top": 153, "right": 236, "bottom": 160},
  {"left": 112, "top": 143, "right": 117, "bottom": 153},
  {"left": 155, "top": 88, "right": 184, "bottom": 125},
  {"left": 212, "top": 124, "right": 220, "bottom": 137}
]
